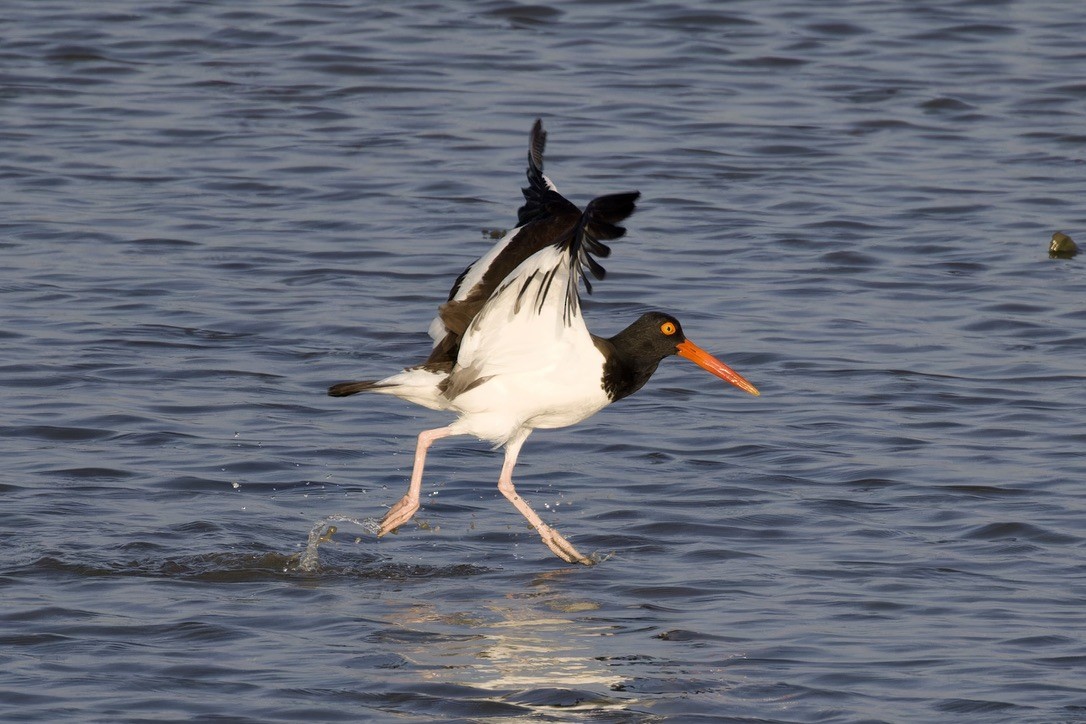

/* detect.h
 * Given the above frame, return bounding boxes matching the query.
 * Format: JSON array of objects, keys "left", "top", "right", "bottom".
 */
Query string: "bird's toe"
[
  {"left": 539, "top": 525, "right": 594, "bottom": 565},
  {"left": 377, "top": 496, "right": 420, "bottom": 537}
]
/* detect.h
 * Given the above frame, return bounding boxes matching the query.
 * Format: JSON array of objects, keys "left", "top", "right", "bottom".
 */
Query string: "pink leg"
[
  {"left": 378, "top": 426, "right": 456, "bottom": 537},
  {"left": 497, "top": 431, "right": 593, "bottom": 565}
]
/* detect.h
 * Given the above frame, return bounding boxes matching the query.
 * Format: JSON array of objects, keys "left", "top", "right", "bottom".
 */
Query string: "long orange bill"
[{"left": 677, "top": 339, "right": 760, "bottom": 396}]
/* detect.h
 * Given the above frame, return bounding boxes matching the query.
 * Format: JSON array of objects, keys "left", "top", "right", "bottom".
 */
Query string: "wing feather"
[
  {"left": 446, "top": 190, "right": 640, "bottom": 398},
  {"left": 425, "top": 119, "right": 576, "bottom": 367}
]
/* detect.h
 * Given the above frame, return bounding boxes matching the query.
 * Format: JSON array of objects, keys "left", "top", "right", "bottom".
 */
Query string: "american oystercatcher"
[{"left": 330, "top": 119, "right": 759, "bottom": 565}]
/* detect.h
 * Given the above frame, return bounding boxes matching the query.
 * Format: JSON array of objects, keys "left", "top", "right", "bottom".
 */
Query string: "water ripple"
[{"left": 3, "top": 0, "right": 1086, "bottom": 721}]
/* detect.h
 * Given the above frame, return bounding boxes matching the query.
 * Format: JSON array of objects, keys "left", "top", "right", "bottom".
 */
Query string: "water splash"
[{"left": 294, "top": 514, "right": 381, "bottom": 572}]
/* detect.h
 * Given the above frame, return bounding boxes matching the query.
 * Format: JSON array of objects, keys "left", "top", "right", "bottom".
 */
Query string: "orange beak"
[{"left": 677, "top": 340, "right": 760, "bottom": 396}]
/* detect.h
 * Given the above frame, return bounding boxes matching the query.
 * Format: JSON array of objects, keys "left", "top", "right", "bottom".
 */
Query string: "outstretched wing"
[
  {"left": 425, "top": 119, "right": 579, "bottom": 369},
  {"left": 443, "top": 191, "right": 639, "bottom": 399},
  {"left": 554, "top": 192, "right": 640, "bottom": 324}
]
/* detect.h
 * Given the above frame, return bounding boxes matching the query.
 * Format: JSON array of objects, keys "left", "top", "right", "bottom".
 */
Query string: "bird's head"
[{"left": 628, "top": 312, "right": 760, "bottom": 396}]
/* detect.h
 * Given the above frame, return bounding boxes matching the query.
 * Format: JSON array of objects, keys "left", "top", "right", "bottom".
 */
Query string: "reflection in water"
[{"left": 382, "top": 570, "right": 631, "bottom": 712}]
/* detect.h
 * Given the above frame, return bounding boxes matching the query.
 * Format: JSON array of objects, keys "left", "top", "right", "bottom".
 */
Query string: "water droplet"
[{"left": 296, "top": 514, "right": 379, "bottom": 572}]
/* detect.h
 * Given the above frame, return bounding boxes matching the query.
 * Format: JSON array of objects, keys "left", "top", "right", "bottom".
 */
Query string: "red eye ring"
[{"left": 660, "top": 322, "right": 676, "bottom": 335}]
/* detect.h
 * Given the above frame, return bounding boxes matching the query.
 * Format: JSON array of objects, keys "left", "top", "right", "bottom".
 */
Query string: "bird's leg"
[
  {"left": 496, "top": 431, "right": 594, "bottom": 566},
  {"left": 378, "top": 426, "right": 455, "bottom": 537}
]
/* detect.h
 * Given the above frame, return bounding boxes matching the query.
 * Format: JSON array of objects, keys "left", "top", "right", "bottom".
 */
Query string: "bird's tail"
[
  {"left": 328, "top": 380, "right": 386, "bottom": 397},
  {"left": 327, "top": 367, "right": 450, "bottom": 411}
]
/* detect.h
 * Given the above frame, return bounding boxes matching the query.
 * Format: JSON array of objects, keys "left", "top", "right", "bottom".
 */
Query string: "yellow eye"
[{"left": 660, "top": 321, "right": 676, "bottom": 336}]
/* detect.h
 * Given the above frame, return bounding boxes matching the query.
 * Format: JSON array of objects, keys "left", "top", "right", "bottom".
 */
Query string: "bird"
[{"left": 329, "top": 119, "right": 759, "bottom": 565}]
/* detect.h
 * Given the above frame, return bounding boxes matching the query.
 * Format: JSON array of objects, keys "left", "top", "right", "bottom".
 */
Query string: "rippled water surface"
[{"left": 4, "top": 1, "right": 1086, "bottom": 721}]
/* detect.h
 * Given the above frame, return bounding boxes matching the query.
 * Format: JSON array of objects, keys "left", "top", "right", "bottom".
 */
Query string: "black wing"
[
  {"left": 425, "top": 120, "right": 638, "bottom": 362},
  {"left": 426, "top": 119, "right": 581, "bottom": 366},
  {"left": 556, "top": 191, "right": 640, "bottom": 323}
]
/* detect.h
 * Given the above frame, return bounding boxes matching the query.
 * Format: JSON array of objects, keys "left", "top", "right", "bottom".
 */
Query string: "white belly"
[{"left": 450, "top": 350, "right": 610, "bottom": 443}]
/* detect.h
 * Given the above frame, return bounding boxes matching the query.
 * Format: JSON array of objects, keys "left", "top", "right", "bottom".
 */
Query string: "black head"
[
  {"left": 611, "top": 312, "right": 687, "bottom": 363},
  {"left": 603, "top": 311, "right": 759, "bottom": 401}
]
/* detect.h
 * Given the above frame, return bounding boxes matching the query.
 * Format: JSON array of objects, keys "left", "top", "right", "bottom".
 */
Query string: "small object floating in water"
[
  {"left": 327, "top": 119, "right": 759, "bottom": 566},
  {"left": 1049, "top": 231, "right": 1078, "bottom": 258}
]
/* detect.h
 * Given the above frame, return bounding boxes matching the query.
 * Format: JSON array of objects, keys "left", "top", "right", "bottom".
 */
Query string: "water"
[
  {"left": 296, "top": 514, "right": 379, "bottom": 572},
  {"left": 3, "top": 0, "right": 1086, "bottom": 721}
]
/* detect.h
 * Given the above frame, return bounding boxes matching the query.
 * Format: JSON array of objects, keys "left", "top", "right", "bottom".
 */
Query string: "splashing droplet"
[{"left": 295, "top": 514, "right": 380, "bottom": 572}]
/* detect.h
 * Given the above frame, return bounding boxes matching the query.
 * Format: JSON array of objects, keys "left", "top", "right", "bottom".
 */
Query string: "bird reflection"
[{"left": 378, "top": 570, "right": 630, "bottom": 709}]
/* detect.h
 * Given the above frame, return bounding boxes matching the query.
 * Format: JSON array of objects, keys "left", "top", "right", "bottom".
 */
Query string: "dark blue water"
[{"left": 3, "top": 1, "right": 1086, "bottom": 721}]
